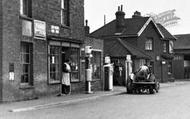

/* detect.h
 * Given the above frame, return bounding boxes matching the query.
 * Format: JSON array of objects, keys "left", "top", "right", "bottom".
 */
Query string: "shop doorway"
[{"left": 112, "top": 58, "right": 126, "bottom": 86}]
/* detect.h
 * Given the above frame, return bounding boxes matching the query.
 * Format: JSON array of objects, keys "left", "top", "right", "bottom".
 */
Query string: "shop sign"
[
  {"left": 34, "top": 20, "right": 46, "bottom": 40},
  {"left": 22, "top": 20, "right": 32, "bottom": 37}
]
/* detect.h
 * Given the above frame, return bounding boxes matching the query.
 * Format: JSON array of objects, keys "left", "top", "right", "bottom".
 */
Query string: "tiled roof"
[
  {"left": 174, "top": 34, "right": 190, "bottom": 49},
  {"left": 157, "top": 23, "right": 176, "bottom": 40},
  {"left": 104, "top": 37, "right": 151, "bottom": 59},
  {"left": 90, "top": 17, "right": 150, "bottom": 38}
]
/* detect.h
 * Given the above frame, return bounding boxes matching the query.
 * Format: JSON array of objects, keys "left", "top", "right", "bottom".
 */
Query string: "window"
[
  {"left": 21, "top": 42, "right": 33, "bottom": 85},
  {"left": 169, "top": 41, "right": 174, "bottom": 53},
  {"left": 91, "top": 51, "right": 101, "bottom": 80},
  {"left": 145, "top": 38, "right": 153, "bottom": 50},
  {"left": 20, "top": 0, "right": 32, "bottom": 17},
  {"left": 70, "top": 48, "right": 80, "bottom": 82},
  {"left": 61, "top": 0, "right": 70, "bottom": 26},
  {"left": 163, "top": 42, "right": 167, "bottom": 53},
  {"left": 49, "top": 46, "right": 61, "bottom": 83}
]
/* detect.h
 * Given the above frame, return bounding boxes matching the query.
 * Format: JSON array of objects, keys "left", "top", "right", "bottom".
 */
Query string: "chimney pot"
[
  {"left": 121, "top": 5, "right": 123, "bottom": 11},
  {"left": 85, "top": 20, "right": 88, "bottom": 26},
  {"left": 84, "top": 20, "right": 90, "bottom": 35},
  {"left": 118, "top": 6, "right": 120, "bottom": 11}
]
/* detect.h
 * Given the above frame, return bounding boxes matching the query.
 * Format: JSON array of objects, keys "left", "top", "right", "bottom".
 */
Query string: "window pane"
[
  {"left": 21, "top": 43, "right": 32, "bottom": 85},
  {"left": 21, "top": 74, "right": 29, "bottom": 83},
  {"left": 23, "top": 64, "right": 29, "bottom": 73}
]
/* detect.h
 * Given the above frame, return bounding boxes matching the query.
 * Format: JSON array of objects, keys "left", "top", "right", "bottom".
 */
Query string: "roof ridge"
[{"left": 90, "top": 20, "right": 115, "bottom": 35}]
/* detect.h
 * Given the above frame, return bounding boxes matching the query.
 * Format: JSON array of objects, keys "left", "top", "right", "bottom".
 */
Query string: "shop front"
[{"left": 47, "top": 36, "right": 84, "bottom": 92}]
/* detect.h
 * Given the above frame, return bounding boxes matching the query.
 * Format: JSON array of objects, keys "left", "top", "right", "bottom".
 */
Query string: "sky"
[{"left": 84, "top": 0, "right": 190, "bottom": 35}]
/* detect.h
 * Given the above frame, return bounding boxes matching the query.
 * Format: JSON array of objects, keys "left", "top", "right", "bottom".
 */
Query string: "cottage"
[{"left": 90, "top": 6, "right": 175, "bottom": 85}]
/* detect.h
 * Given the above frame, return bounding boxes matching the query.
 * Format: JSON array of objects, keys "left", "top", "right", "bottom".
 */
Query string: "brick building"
[
  {"left": 90, "top": 6, "right": 176, "bottom": 84},
  {"left": 173, "top": 34, "right": 190, "bottom": 79},
  {"left": 0, "top": 0, "right": 95, "bottom": 102}
]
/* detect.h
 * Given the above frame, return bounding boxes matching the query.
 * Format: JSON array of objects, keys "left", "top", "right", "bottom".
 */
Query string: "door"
[{"left": 113, "top": 58, "right": 126, "bottom": 86}]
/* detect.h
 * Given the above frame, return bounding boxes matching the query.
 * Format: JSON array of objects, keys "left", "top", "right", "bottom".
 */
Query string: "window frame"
[{"left": 20, "top": 42, "right": 33, "bottom": 86}]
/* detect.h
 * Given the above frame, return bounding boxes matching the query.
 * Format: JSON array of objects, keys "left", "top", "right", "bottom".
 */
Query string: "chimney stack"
[
  {"left": 115, "top": 5, "right": 125, "bottom": 33},
  {"left": 132, "top": 11, "right": 142, "bottom": 18},
  {"left": 84, "top": 20, "right": 90, "bottom": 35}
]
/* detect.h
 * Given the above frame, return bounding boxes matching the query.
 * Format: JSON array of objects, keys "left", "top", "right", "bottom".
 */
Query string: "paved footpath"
[{"left": 0, "top": 80, "right": 190, "bottom": 114}]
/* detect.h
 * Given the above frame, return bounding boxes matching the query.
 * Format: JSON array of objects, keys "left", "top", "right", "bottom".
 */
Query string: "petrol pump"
[
  {"left": 85, "top": 46, "right": 93, "bottom": 94},
  {"left": 104, "top": 56, "right": 114, "bottom": 91},
  {"left": 125, "top": 54, "right": 132, "bottom": 91}
]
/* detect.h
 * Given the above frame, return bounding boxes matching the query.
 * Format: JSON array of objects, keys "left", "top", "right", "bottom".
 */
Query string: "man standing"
[{"left": 136, "top": 64, "right": 150, "bottom": 81}]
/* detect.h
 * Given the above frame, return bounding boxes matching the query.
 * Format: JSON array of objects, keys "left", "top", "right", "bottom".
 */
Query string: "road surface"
[{"left": 1, "top": 83, "right": 190, "bottom": 119}]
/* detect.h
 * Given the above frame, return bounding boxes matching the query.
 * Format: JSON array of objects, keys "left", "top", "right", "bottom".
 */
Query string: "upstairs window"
[
  {"left": 61, "top": 0, "right": 70, "bottom": 26},
  {"left": 145, "top": 38, "right": 153, "bottom": 51},
  {"left": 163, "top": 42, "right": 167, "bottom": 53},
  {"left": 20, "top": 0, "right": 32, "bottom": 18},
  {"left": 169, "top": 41, "right": 174, "bottom": 53}
]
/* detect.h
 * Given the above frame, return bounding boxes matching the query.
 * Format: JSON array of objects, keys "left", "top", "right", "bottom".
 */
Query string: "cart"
[{"left": 126, "top": 73, "right": 160, "bottom": 94}]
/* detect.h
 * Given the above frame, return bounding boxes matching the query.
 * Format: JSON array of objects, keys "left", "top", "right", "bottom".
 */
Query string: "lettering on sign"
[{"left": 146, "top": 9, "right": 180, "bottom": 27}]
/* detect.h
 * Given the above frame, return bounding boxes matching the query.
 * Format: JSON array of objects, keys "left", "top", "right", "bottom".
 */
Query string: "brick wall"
[
  {"left": 0, "top": 0, "right": 3, "bottom": 101},
  {"left": 1, "top": 0, "right": 85, "bottom": 101}
]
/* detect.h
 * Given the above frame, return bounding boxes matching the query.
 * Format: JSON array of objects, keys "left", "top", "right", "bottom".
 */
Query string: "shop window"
[
  {"left": 49, "top": 46, "right": 61, "bottom": 83},
  {"left": 145, "top": 38, "right": 153, "bottom": 51},
  {"left": 61, "top": 0, "right": 70, "bottom": 26},
  {"left": 48, "top": 45, "right": 80, "bottom": 83},
  {"left": 91, "top": 51, "right": 101, "bottom": 80},
  {"left": 20, "top": 0, "right": 32, "bottom": 18},
  {"left": 21, "top": 42, "right": 33, "bottom": 85},
  {"left": 70, "top": 48, "right": 80, "bottom": 82}
]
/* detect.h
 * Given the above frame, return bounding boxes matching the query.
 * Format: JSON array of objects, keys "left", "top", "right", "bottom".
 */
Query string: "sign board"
[
  {"left": 34, "top": 20, "right": 46, "bottom": 39},
  {"left": 9, "top": 63, "right": 15, "bottom": 81},
  {"left": 105, "top": 56, "right": 111, "bottom": 64},
  {"left": 22, "top": 20, "right": 32, "bottom": 37},
  {"left": 9, "top": 72, "right": 14, "bottom": 81}
]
